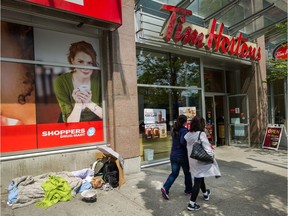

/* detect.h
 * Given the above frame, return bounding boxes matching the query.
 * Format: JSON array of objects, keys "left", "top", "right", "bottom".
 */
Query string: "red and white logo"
[{"left": 273, "top": 44, "right": 288, "bottom": 60}]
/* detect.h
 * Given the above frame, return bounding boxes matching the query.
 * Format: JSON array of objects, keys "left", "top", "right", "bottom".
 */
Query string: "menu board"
[
  {"left": 262, "top": 125, "right": 286, "bottom": 150},
  {"left": 179, "top": 107, "right": 196, "bottom": 121},
  {"left": 144, "top": 109, "right": 167, "bottom": 139}
]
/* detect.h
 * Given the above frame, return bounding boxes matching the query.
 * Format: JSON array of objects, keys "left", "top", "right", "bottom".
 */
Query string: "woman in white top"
[{"left": 184, "top": 116, "right": 221, "bottom": 211}]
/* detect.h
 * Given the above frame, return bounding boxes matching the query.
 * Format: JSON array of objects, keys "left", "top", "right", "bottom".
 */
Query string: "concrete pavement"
[{"left": 1, "top": 146, "right": 287, "bottom": 216}]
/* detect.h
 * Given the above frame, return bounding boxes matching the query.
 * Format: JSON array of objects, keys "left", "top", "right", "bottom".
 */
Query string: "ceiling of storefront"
[{"left": 151, "top": 0, "right": 287, "bottom": 51}]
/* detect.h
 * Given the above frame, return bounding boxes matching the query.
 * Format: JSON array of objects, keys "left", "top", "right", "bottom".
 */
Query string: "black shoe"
[
  {"left": 203, "top": 189, "right": 211, "bottom": 201},
  {"left": 187, "top": 203, "right": 200, "bottom": 211}
]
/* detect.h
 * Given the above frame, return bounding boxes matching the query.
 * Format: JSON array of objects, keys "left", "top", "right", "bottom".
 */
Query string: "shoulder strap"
[{"left": 197, "top": 131, "right": 202, "bottom": 141}]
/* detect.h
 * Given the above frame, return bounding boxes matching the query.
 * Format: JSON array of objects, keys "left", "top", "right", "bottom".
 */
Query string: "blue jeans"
[{"left": 163, "top": 156, "right": 193, "bottom": 194}]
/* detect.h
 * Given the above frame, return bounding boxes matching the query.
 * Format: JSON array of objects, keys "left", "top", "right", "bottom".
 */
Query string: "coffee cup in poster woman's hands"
[
  {"left": 72, "top": 88, "right": 83, "bottom": 103},
  {"left": 79, "top": 90, "right": 92, "bottom": 104},
  {"left": 78, "top": 85, "right": 90, "bottom": 93}
]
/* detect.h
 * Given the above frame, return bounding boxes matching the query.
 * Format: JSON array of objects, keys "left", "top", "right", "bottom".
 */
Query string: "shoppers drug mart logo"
[
  {"left": 87, "top": 127, "right": 96, "bottom": 136},
  {"left": 42, "top": 128, "right": 86, "bottom": 138}
]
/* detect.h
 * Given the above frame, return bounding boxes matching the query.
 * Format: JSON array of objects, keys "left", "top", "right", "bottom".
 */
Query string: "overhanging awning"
[
  {"left": 2, "top": 0, "right": 122, "bottom": 31},
  {"left": 173, "top": 0, "right": 287, "bottom": 47}
]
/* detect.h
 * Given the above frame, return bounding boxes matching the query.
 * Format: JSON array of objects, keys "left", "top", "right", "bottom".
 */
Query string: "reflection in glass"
[
  {"left": 138, "top": 87, "right": 202, "bottom": 161},
  {"left": 137, "top": 48, "right": 202, "bottom": 162},
  {"left": 204, "top": 68, "right": 225, "bottom": 92},
  {"left": 137, "top": 49, "right": 200, "bottom": 87}
]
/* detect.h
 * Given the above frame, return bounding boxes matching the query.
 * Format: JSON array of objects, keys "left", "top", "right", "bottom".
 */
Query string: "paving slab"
[{"left": 1, "top": 146, "right": 287, "bottom": 216}]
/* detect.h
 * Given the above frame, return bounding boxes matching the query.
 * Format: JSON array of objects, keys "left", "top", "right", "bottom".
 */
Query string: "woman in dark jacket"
[{"left": 161, "top": 115, "right": 193, "bottom": 200}]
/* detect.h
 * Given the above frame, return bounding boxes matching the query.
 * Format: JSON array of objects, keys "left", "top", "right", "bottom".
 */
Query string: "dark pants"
[
  {"left": 190, "top": 177, "right": 207, "bottom": 202},
  {"left": 163, "top": 156, "right": 193, "bottom": 194}
]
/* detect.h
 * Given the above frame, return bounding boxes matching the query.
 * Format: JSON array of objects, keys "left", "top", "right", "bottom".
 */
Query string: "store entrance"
[
  {"left": 228, "top": 94, "right": 250, "bottom": 146},
  {"left": 205, "top": 95, "right": 227, "bottom": 146}
]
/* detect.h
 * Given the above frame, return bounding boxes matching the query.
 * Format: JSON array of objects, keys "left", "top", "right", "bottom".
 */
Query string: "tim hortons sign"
[{"left": 160, "top": 5, "right": 261, "bottom": 61}]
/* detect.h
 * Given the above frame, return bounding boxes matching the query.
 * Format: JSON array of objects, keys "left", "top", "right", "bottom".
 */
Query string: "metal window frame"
[
  {"left": 176, "top": 0, "right": 195, "bottom": 8},
  {"left": 228, "top": 3, "right": 276, "bottom": 35},
  {"left": 248, "top": 17, "right": 287, "bottom": 41},
  {"left": 203, "top": 0, "right": 240, "bottom": 26}
]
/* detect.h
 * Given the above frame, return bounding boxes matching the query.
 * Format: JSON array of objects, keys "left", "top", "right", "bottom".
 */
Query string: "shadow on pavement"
[{"left": 137, "top": 159, "right": 287, "bottom": 216}]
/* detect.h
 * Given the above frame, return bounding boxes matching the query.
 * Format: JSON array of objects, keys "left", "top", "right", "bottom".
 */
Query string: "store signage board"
[
  {"left": 262, "top": 124, "right": 287, "bottom": 150},
  {"left": 160, "top": 5, "right": 261, "bottom": 61},
  {"left": 24, "top": 0, "right": 122, "bottom": 25},
  {"left": 273, "top": 44, "right": 288, "bottom": 60}
]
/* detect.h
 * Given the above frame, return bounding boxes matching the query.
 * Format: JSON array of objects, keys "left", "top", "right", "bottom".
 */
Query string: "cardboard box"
[{"left": 96, "top": 146, "right": 125, "bottom": 187}]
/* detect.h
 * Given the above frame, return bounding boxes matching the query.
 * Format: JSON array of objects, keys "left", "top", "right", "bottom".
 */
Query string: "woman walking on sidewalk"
[
  {"left": 161, "top": 115, "right": 193, "bottom": 200},
  {"left": 184, "top": 116, "right": 221, "bottom": 211}
]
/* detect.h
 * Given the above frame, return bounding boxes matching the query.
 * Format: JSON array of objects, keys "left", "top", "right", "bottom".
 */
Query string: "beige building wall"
[
  {"left": 249, "top": 35, "right": 268, "bottom": 145},
  {"left": 104, "top": 0, "right": 141, "bottom": 172}
]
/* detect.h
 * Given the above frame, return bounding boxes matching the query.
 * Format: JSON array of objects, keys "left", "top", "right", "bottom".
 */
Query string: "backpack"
[
  {"left": 92, "top": 157, "right": 110, "bottom": 176},
  {"left": 102, "top": 159, "right": 119, "bottom": 188}
]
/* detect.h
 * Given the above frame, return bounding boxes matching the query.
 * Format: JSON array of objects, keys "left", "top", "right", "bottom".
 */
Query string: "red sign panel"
[
  {"left": 273, "top": 44, "right": 288, "bottom": 60},
  {"left": 25, "top": 0, "right": 122, "bottom": 25},
  {"left": 1, "top": 122, "right": 103, "bottom": 152},
  {"left": 37, "top": 122, "right": 104, "bottom": 149},
  {"left": 262, "top": 126, "right": 282, "bottom": 150},
  {"left": 1, "top": 125, "right": 37, "bottom": 152}
]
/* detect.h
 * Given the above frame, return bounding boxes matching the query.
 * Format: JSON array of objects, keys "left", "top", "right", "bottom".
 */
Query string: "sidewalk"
[{"left": 1, "top": 146, "right": 287, "bottom": 216}]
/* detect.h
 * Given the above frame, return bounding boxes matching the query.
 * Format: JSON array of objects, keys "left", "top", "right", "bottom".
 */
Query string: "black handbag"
[{"left": 190, "top": 132, "right": 214, "bottom": 163}]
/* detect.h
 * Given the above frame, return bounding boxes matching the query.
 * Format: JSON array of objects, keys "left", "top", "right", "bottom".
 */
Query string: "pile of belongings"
[{"left": 6, "top": 146, "right": 125, "bottom": 209}]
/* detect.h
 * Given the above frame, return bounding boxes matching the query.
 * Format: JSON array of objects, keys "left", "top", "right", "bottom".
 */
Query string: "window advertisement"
[
  {"left": 179, "top": 106, "right": 196, "bottom": 129},
  {"left": 1, "top": 21, "right": 104, "bottom": 153},
  {"left": 1, "top": 22, "right": 37, "bottom": 152},
  {"left": 144, "top": 109, "right": 167, "bottom": 139}
]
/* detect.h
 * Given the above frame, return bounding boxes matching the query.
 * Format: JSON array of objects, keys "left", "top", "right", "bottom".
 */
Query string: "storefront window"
[
  {"left": 204, "top": 68, "right": 225, "bottom": 92},
  {"left": 226, "top": 67, "right": 252, "bottom": 94},
  {"left": 1, "top": 21, "right": 104, "bottom": 153},
  {"left": 137, "top": 48, "right": 201, "bottom": 162},
  {"left": 137, "top": 49, "right": 200, "bottom": 87},
  {"left": 268, "top": 80, "right": 286, "bottom": 126}
]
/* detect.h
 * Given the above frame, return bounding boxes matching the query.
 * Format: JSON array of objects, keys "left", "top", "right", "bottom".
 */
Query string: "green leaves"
[{"left": 266, "top": 57, "right": 287, "bottom": 83}]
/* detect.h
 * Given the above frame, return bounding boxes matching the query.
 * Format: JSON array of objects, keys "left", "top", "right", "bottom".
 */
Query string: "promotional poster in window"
[
  {"left": 1, "top": 21, "right": 104, "bottom": 153},
  {"left": 144, "top": 108, "right": 167, "bottom": 139}
]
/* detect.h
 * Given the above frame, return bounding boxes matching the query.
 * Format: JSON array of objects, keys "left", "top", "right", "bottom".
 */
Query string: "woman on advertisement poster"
[
  {"left": 1, "top": 21, "right": 36, "bottom": 126},
  {"left": 53, "top": 41, "right": 102, "bottom": 123}
]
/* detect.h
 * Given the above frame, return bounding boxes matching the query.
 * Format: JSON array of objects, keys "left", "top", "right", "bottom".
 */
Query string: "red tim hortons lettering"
[
  {"left": 172, "top": 16, "right": 204, "bottom": 48},
  {"left": 160, "top": 5, "right": 192, "bottom": 42},
  {"left": 160, "top": 5, "right": 261, "bottom": 61}
]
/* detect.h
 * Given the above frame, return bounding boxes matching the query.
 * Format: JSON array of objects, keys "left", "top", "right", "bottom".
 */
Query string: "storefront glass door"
[
  {"left": 205, "top": 95, "right": 226, "bottom": 146},
  {"left": 228, "top": 94, "right": 250, "bottom": 146}
]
